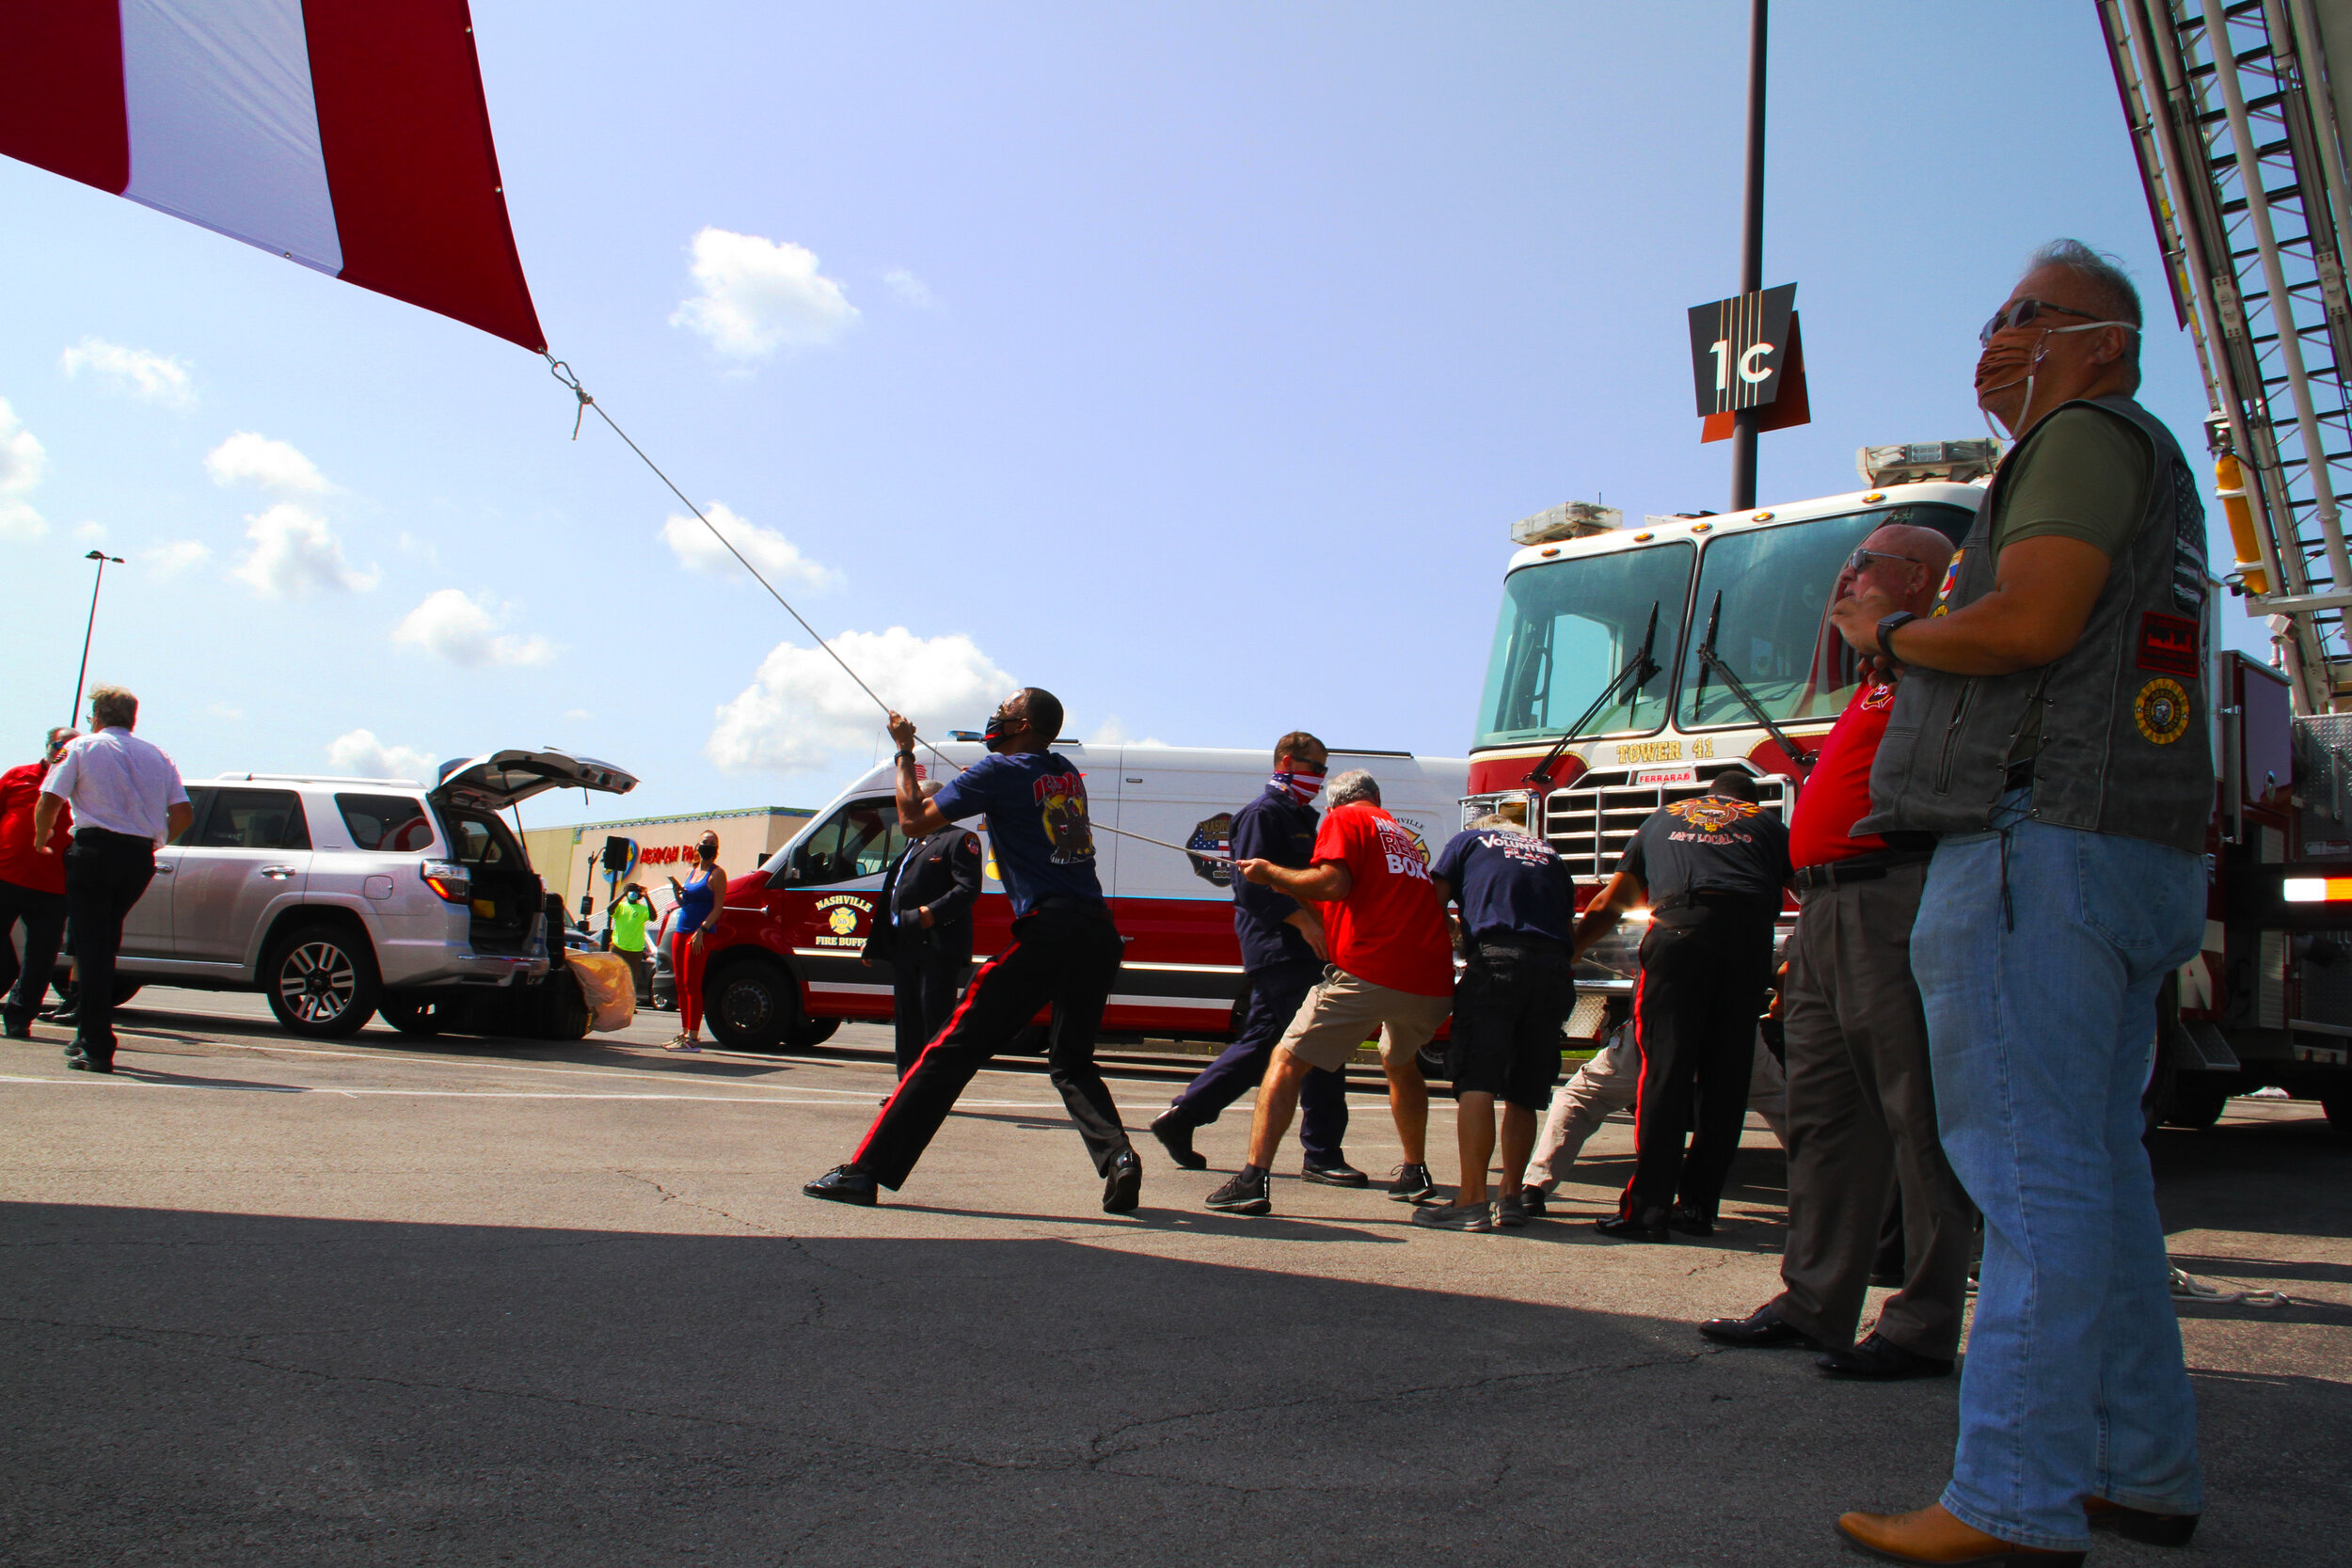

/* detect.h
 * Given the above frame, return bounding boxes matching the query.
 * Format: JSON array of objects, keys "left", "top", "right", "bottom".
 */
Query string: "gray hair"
[
  {"left": 1327, "top": 768, "right": 1381, "bottom": 807},
  {"left": 2026, "top": 239, "right": 2142, "bottom": 389}
]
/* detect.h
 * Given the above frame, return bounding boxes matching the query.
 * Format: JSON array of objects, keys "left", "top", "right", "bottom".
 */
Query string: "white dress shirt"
[{"left": 40, "top": 727, "right": 188, "bottom": 845}]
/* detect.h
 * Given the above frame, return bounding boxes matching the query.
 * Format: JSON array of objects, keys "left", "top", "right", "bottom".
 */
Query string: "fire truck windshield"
[
  {"left": 1679, "top": 503, "right": 1974, "bottom": 729},
  {"left": 1475, "top": 541, "right": 1692, "bottom": 749}
]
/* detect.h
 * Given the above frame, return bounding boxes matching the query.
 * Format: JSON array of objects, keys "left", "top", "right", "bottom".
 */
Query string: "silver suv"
[{"left": 107, "top": 749, "right": 636, "bottom": 1038}]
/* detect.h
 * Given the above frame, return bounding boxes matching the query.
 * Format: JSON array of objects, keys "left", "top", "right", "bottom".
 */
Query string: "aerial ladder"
[{"left": 2100, "top": 0, "right": 2352, "bottom": 717}]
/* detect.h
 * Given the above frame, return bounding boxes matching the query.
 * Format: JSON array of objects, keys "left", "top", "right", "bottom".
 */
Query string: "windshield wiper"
[
  {"left": 1522, "top": 601, "right": 1662, "bottom": 787},
  {"left": 1692, "top": 589, "right": 1818, "bottom": 768}
]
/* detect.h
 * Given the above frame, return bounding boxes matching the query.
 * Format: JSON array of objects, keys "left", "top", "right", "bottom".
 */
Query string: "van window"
[
  {"left": 337, "top": 793, "right": 437, "bottom": 852},
  {"left": 443, "top": 816, "right": 516, "bottom": 868},
  {"left": 193, "top": 788, "right": 310, "bottom": 850},
  {"left": 788, "top": 798, "right": 908, "bottom": 887}
]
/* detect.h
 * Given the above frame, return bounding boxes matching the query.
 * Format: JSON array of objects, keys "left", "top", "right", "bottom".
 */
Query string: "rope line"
[{"left": 546, "top": 354, "right": 957, "bottom": 773}]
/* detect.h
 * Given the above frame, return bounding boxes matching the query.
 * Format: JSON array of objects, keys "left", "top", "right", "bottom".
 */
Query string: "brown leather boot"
[{"left": 1835, "top": 1503, "right": 2084, "bottom": 1565}]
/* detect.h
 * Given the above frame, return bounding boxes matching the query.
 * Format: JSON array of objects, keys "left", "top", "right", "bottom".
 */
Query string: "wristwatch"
[{"left": 1875, "top": 610, "right": 1919, "bottom": 656}]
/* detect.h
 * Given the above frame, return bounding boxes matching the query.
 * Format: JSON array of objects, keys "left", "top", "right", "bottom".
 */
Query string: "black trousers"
[
  {"left": 1163, "top": 957, "right": 1350, "bottom": 1164},
  {"left": 61, "top": 830, "right": 155, "bottom": 1062},
  {"left": 853, "top": 906, "right": 1129, "bottom": 1190},
  {"left": 1624, "top": 901, "right": 1776, "bottom": 1220},
  {"left": 890, "top": 942, "right": 971, "bottom": 1078},
  {"left": 0, "top": 877, "right": 67, "bottom": 1028}
]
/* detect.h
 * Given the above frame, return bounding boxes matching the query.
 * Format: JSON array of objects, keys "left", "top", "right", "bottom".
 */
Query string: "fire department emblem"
[
  {"left": 2135, "top": 677, "right": 2191, "bottom": 745},
  {"left": 826, "top": 906, "right": 860, "bottom": 936},
  {"left": 1664, "top": 797, "right": 1762, "bottom": 833},
  {"left": 1860, "top": 681, "right": 1896, "bottom": 711},
  {"left": 1187, "top": 812, "right": 1235, "bottom": 888}
]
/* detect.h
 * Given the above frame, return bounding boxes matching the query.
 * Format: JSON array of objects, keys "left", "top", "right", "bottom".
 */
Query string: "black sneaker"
[
  {"left": 1495, "top": 1193, "right": 1529, "bottom": 1228},
  {"left": 803, "top": 1165, "right": 879, "bottom": 1206},
  {"left": 1301, "top": 1159, "right": 1370, "bottom": 1188},
  {"left": 1668, "top": 1203, "right": 1715, "bottom": 1237},
  {"left": 1387, "top": 1163, "right": 1438, "bottom": 1203},
  {"left": 1520, "top": 1186, "right": 1549, "bottom": 1217},
  {"left": 1204, "top": 1167, "right": 1271, "bottom": 1215},
  {"left": 1103, "top": 1148, "right": 1143, "bottom": 1214},
  {"left": 1150, "top": 1109, "right": 1207, "bottom": 1170},
  {"left": 1411, "top": 1200, "right": 1496, "bottom": 1232}
]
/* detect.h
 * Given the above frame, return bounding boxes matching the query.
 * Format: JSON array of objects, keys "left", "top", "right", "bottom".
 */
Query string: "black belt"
[
  {"left": 1653, "top": 889, "right": 1777, "bottom": 915},
  {"left": 72, "top": 826, "right": 152, "bottom": 844},
  {"left": 1470, "top": 935, "right": 1571, "bottom": 958},
  {"left": 1030, "top": 895, "right": 1114, "bottom": 923},
  {"left": 1793, "top": 849, "right": 1932, "bottom": 893}
]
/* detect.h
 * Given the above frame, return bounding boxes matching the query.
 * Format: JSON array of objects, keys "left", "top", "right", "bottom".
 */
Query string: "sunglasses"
[
  {"left": 1845, "top": 547, "right": 1927, "bottom": 575},
  {"left": 1978, "top": 297, "right": 2106, "bottom": 346}
]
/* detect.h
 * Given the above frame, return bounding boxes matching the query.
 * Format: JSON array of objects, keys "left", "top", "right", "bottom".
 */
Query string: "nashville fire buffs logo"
[
  {"left": 2136, "top": 677, "right": 2191, "bottom": 745},
  {"left": 1034, "top": 771, "right": 1096, "bottom": 864},
  {"left": 1664, "top": 796, "right": 1764, "bottom": 833}
]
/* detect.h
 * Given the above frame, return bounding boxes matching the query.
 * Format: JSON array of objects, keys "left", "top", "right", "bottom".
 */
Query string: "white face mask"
[{"left": 1979, "top": 320, "right": 2138, "bottom": 439}]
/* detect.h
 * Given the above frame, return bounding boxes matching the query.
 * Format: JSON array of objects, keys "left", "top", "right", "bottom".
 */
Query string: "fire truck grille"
[{"left": 1541, "top": 765, "right": 1793, "bottom": 879}]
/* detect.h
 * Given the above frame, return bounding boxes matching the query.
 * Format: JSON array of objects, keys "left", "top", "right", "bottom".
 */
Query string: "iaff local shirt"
[
  {"left": 1434, "top": 825, "right": 1575, "bottom": 945},
  {"left": 1617, "top": 791, "right": 1790, "bottom": 909},
  {"left": 932, "top": 750, "right": 1107, "bottom": 919},
  {"left": 1788, "top": 681, "right": 1899, "bottom": 869},
  {"left": 1313, "top": 801, "right": 1454, "bottom": 997}
]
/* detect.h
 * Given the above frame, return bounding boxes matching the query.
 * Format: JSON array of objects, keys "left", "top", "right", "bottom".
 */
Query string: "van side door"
[{"left": 173, "top": 787, "right": 313, "bottom": 966}]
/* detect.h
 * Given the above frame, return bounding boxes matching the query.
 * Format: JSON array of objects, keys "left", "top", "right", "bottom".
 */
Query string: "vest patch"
[
  {"left": 2135, "top": 677, "right": 2192, "bottom": 745},
  {"left": 2137, "top": 611, "right": 2200, "bottom": 677}
]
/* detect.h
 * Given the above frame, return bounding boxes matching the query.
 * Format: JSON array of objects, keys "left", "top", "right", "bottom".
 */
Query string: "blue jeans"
[{"left": 1910, "top": 798, "right": 2204, "bottom": 1549}]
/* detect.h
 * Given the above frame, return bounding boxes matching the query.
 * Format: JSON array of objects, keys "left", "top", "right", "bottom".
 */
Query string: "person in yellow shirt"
[{"left": 607, "top": 883, "right": 657, "bottom": 1005}]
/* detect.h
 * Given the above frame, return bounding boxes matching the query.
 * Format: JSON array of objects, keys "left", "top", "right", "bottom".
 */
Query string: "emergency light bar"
[
  {"left": 1512, "top": 501, "right": 1621, "bottom": 545},
  {"left": 1856, "top": 439, "right": 2003, "bottom": 486}
]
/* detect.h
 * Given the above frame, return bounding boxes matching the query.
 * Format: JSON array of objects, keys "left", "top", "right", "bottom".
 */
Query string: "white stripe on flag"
[{"left": 119, "top": 0, "right": 342, "bottom": 276}]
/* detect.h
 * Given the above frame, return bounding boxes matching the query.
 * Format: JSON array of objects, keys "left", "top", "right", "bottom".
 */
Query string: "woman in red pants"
[{"left": 664, "top": 831, "right": 724, "bottom": 1052}]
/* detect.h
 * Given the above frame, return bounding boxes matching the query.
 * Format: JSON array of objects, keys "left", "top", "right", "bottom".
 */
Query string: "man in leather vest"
[
  {"left": 1826, "top": 241, "right": 2209, "bottom": 1563},
  {"left": 861, "top": 780, "right": 982, "bottom": 1078}
]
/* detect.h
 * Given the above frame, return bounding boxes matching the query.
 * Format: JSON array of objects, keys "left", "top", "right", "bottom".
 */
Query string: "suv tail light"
[{"left": 421, "top": 862, "right": 471, "bottom": 903}]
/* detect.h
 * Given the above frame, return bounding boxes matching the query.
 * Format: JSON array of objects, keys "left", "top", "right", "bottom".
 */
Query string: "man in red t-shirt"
[
  {"left": 1700, "top": 521, "right": 1975, "bottom": 1383},
  {"left": 1205, "top": 769, "right": 1454, "bottom": 1215},
  {"left": 1, "top": 728, "right": 76, "bottom": 1037}
]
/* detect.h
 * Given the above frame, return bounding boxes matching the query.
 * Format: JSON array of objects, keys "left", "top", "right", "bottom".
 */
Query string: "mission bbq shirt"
[
  {"left": 1617, "top": 790, "right": 1791, "bottom": 910},
  {"left": 1312, "top": 801, "right": 1454, "bottom": 998},
  {"left": 1433, "top": 826, "right": 1575, "bottom": 945},
  {"left": 932, "top": 751, "right": 1106, "bottom": 918}
]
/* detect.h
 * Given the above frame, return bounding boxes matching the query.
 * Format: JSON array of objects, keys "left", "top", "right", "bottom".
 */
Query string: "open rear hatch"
[{"left": 429, "top": 750, "right": 638, "bottom": 955}]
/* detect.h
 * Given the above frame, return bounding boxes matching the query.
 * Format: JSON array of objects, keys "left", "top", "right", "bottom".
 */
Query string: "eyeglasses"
[
  {"left": 1979, "top": 297, "right": 2109, "bottom": 346},
  {"left": 1845, "top": 547, "right": 1927, "bottom": 575}
]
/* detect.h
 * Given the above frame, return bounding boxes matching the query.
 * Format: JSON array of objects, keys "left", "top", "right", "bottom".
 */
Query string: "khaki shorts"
[{"left": 1277, "top": 967, "right": 1454, "bottom": 1072}]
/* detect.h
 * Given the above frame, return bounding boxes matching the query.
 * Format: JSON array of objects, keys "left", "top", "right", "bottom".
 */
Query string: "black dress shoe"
[
  {"left": 2, "top": 1019, "right": 31, "bottom": 1040},
  {"left": 1815, "top": 1331, "right": 1954, "bottom": 1381},
  {"left": 2086, "top": 1497, "right": 2199, "bottom": 1546},
  {"left": 1103, "top": 1148, "right": 1143, "bottom": 1214},
  {"left": 803, "top": 1165, "right": 879, "bottom": 1206},
  {"left": 1595, "top": 1207, "right": 1671, "bottom": 1242},
  {"left": 1301, "top": 1159, "right": 1369, "bottom": 1188},
  {"left": 1668, "top": 1203, "right": 1715, "bottom": 1237},
  {"left": 1150, "top": 1109, "right": 1207, "bottom": 1170},
  {"left": 1698, "top": 1304, "right": 1814, "bottom": 1348}
]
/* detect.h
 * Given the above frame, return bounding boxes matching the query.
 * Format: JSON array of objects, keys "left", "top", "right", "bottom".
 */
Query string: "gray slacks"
[
  {"left": 1525, "top": 1023, "right": 1785, "bottom": 1189},
  {"left": 1768, "top": 861, "right": 1974, "bottom": 1357}
]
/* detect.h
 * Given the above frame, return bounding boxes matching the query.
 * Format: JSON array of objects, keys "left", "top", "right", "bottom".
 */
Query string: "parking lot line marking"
[{"left": 0, "top": 1074, "right": 1075, "bottom": 1107}]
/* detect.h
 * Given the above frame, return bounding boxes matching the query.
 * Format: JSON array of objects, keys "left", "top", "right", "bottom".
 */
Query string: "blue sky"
[{"left": 0, "top": 2, "right": 2261, "bottom": 826}]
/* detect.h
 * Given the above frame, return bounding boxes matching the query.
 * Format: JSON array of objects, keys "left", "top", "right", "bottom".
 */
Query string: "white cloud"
[
  {"left": 882, "top": 267, "right": 938, "bottom": 309},
  {"left": 708, "top": 626, "right": 1013, "bottom": 774},
  {"left": 230, "top": 503, "right": 378, "bottom": 597},
  {"left": 392, "top": 588, "right": 556, "bottom": 668},
  {"left": 326, "top": 728, "right": 437, "bottom": 784},
  {"left": 209, "top": 703, "right": 244, "bottom": 721},
  {"left": 205, "top": 431, "right": 330, "bottom": 495},
  {"left": 71, "top": 519, "right": 106, "bottom": 544},
  {"left": 58, "top": 338, "right": 195, "bottom": 407},
  {"left": 562, "top": 707, "right": 595, "bottom": 723},
  {"left": 143, "top": 539, "right": 211, "bottom": 578},
  {"left": 397, "top": 530, "right": 438, "bottom": 565},
  {"left": 1088, "top": 715, "right": 1167, "bottom": 747},
  {"left": 659, "top": 501, "right": 840, "bottom": 590},
  {"left": 671, "top": 228, "right": 860, "bottom": 358},
  {"left": 0, "top": 396, "right": 48, "bottom": 540}
]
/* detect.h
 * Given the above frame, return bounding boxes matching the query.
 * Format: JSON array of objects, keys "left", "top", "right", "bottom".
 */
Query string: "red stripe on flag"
[
  {"left": 0, "top": 0, "right": 129, "bottom": 195},
  {"left": 300, "top": 0, "right": 546, "bottom": 351}
]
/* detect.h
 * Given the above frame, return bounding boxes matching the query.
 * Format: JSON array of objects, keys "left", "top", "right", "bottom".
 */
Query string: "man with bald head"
[{"left": 1701, "top": 519, "right": 1975, "bottom": 1386}]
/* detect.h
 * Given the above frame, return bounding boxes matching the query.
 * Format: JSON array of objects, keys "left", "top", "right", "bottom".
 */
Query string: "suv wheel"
[
  {"left": 707, "top": 960, "right": 793, "bottom": 1053},
  {"left": 265, "top": 924, "right": 382, "bottom": 1038}
]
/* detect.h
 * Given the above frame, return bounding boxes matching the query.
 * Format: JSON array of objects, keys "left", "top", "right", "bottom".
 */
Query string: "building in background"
[{"left": 522, "top": 806, "right": 815, "bottom": 933}]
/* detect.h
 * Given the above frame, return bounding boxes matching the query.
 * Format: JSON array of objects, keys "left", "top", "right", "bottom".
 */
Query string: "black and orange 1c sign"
[{"left": 1689, "top": 282, "right": 1798, "bottom": 417}]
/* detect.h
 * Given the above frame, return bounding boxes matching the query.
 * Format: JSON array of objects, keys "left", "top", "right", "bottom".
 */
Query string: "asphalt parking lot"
[{"left": 3, "top": 989, "right": 2346, "bottom": 1567}]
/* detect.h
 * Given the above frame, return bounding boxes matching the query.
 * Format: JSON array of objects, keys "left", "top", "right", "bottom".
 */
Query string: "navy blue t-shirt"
[
  {"left": 931, "top": 751, "right": 1107, "bottom": 918},
  {"left": 1617, "top": 792, "right": 1791, "bottom": 908},
  {"left": 1231, "top": 783, "right": 1321, "bottom": 971},
  {"left": 1433, "top": 826, "right": 1575, "bottom": 945}
]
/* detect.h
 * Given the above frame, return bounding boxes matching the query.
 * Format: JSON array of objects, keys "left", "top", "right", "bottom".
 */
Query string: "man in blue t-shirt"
[
  {"left": 805, "top": 687, "right": 1142, "bottom": 1214},
  {"left": 1412, "top": 815, "right": 1578, "bottom": 1231}
]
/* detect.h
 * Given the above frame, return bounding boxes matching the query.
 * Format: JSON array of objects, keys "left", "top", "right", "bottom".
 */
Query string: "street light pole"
[
  {"left": 70, "top": 548, "right": 126, "bottom": 728},
  {"left": 1728, "top": 0, "right": 1769, "bottom": 512}
]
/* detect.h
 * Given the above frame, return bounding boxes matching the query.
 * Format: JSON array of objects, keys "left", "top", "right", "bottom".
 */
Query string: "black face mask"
[{"left": 982, "top": 707, "right": 1016, "bottom": 750}]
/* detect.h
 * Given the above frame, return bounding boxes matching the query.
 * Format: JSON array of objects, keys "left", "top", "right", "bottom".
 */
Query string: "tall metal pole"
[
  {"left": 1728, "top": 0, "right": 1769, "bottom": 512},
  {"left": 69, "top": 549, "right": 124, "bottom": 728}
]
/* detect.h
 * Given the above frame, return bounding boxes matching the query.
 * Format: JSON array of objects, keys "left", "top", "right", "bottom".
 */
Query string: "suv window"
[
  {"left": 437, "top": 810, "right": 520, "bottom": 868},
  {"left": 787, "top": 798, "right": 908, "bottom": 887},
  {"left": 193, "top": 788, "right": 310, "bottom": 850},
  {"left": 337, "top": 793, "right": 437, "bottom": 852}
]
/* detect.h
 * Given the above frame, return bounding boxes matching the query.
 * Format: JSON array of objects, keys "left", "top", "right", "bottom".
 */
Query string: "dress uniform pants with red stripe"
[
  {"left": 853, "top": 906, "right": 1130, "bottom": 1191},
  {"left": 1624, "top": 900, "right": 1776, "bottom": 1221}
]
